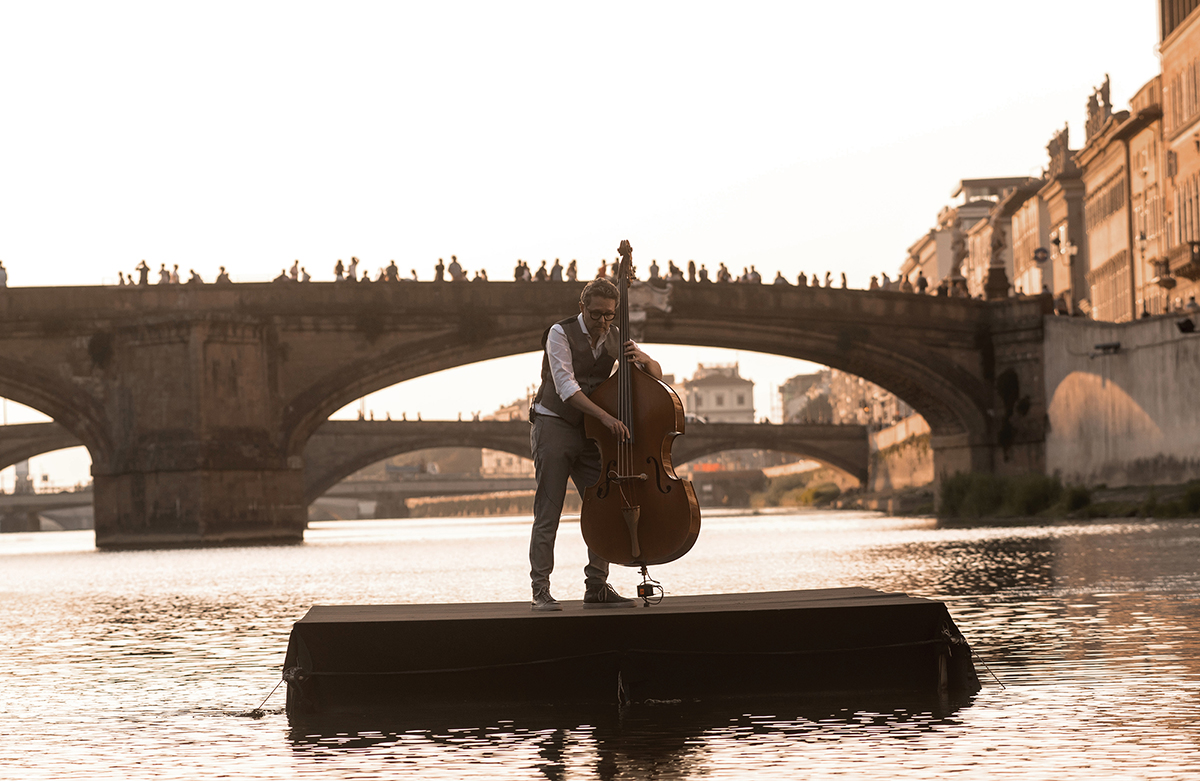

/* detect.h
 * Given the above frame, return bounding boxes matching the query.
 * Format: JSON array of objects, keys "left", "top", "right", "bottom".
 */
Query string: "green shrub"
[
  {"left": 1139, "top": 487, "right": 1158, "bottom": 517},
  {"left": 940, "top": 473, "right": 1075, "bottom": 518},
  {"left": 1063, "top": 485, "right": 1091, "bottom": 511},
  {"left": 1003, "top": 474, "right": 1063, "bottom": 516},
  {"left": 1182, "top": 481, "right": 1200, "bottom": 514},
  {"left": 798, "top": 482, "right": 841, "bottom": 506},
  {"left": 763, "top": 472, "right": 813, "bottom": 506},
  {"left": 939, "top": 473, "right": 1006, "bottom": 518}
]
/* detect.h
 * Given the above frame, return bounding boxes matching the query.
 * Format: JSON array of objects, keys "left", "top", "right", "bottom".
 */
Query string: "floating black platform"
[{"left": 283, "top": 587, "right": 981, "bottom": 715}]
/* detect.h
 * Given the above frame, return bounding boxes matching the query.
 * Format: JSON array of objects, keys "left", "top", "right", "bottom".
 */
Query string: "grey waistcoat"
[{"left": 533, "top": 316, "right": 620, "bottom": 426}]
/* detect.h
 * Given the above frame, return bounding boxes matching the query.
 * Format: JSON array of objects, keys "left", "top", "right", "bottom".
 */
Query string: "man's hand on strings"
[
  {"left": 625, "top": 340, "right": 651, "bottom": 366},
  {"left": 600, "top": 412, "right": 630, "bottom": 441},
  {"left": 624, "top": 340, "right": 664, "bottom": 381}
]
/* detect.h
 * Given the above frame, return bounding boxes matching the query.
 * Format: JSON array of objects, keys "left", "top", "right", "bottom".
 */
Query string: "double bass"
[{"left": 580, "top": 240, "right": 701, "bottom": 569}]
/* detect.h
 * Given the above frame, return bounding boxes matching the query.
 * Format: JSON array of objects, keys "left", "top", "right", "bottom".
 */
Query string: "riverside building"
[
  {"left": 675, "top": 364, "right": 754, "bottom": 424},
  {"left": 1158, "top": 0, "right": 1200, "bottom": 310}
]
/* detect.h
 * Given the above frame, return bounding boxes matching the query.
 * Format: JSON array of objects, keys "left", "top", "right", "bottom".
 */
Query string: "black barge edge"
[{"left": 282, "top": 587, "right": 981, "bottom": 715}]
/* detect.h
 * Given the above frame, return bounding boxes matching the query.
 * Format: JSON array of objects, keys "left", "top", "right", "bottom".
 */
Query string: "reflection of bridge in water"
[
  {"left": 0, "top": 281, "right": 1047, "bottom": 546},
  {"left": 0, "top": 419, "right": 868, "bottom": 529}
]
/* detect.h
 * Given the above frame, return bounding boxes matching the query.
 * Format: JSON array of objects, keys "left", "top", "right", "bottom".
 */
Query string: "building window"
[
  {"left": 736, "top": 394, "right": 746, "bottom": 406},
  {"left": 1086, "top": 249, "right": 1132, "bottom": 322},
  {"left": 715, "top": 394, "right": 725, "bottom": 406},
  {"left": 694, "top": 394, "right": 702, "bottom": 408},
  {"left": 1085, "top": 176, "right": 1126, "bottom": 232}
]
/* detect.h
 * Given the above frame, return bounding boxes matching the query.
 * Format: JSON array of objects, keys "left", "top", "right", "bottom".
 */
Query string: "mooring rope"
[
  {"left": 970, "top": 648, "right": 1006, "bottom": 689},
  {"left": 246, "top": 677, "right": 285, "bottom": 719}
]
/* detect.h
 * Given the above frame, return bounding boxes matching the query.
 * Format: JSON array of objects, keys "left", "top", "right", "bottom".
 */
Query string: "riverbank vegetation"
[
  {"left": 938, "top": 473, "right": 1200, "bottom": 520},
  {"left": 752, "top": 472, "right": 843, "bottom": 508}
]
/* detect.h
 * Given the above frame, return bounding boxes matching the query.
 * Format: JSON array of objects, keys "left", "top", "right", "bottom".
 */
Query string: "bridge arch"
[
  {"left": 0, "top": 423, "right": 87, "bottom": 473},
  {"left": 673, "top": 439, "right": 866, "bottom": 484},
  {"left": 301, "top": 420, "right": 532, "bottom": 503},
  {"left": 0, "top": 359, "right": 112, "bottom": 471},
  {"left": 299, "top": 419, "right": 870, "bottom": 504},
  {"left": 280, "top": 285, "right": 998, "bottom": 478}
]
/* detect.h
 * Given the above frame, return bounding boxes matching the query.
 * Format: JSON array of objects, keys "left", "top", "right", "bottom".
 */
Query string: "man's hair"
[{"left": 581, "top": 277, "right": 619, "bottom": 307}]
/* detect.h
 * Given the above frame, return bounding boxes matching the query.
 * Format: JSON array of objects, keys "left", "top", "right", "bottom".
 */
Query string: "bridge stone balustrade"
[{"left": 0, "top": 281, "right": 1049, "bottom": 547}]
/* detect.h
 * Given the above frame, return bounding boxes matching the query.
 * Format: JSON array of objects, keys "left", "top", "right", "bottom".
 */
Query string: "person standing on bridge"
[{"left": 527, "top": 277, "right": 663, "bottom": 611}]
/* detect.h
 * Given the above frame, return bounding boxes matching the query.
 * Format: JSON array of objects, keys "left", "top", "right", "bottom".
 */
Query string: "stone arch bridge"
[
  {"left": 0, "top": 281, "right": 1048, "bottom": 547},
  {"left": 0, "top": 419, "right": 869, "bottom": 507}
]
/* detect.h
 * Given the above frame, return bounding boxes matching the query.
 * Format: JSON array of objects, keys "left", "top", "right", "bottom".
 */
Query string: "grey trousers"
[{"left": 529, "top": 414, "right": 610, "bottom": 594}]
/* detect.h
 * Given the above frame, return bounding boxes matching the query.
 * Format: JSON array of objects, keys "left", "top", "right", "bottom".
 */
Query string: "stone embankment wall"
[
  {"left": 1044, "top": 315, "right": 1200, "bottom": 487},
  {"left": 867, "top": 415, "right": 933, "bottom": 492}
]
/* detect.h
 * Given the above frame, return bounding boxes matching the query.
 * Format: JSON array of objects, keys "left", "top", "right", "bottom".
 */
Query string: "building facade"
[
  {"left": 959, "top": 178, "right": 1041, "bottom": 298},
  {"left": 1040, "top": 125, "right": 1091, "bottom": 313},
  {"left": 1129, "top": 77, "right": 1170, "bottom": 316},
  {"left": 826, "top": 370, "right": 915, "bottom": 429},
  {"left": 901, "top": 208, "right": 958, "bottom": 290},
  {"left": 1075, "top": 76, "right": 1135, "bottom": 322},
  {"left": 676, "top": 364, "right": 754, "bottom": 423},
  {"left": 480, "top": 391, "right": 535, "bottom": 477},
  {"left": 1158, "top": 0, "right": 1200, "bottom": 309},
  {"left": 1074, "top": 73, "right": 1170, "bottom": 322},
  {"left": 780, "top": 369, "right": 915, "bottom": 431},
  {"left": 779, "top": 371, "right": 832, "bottom": 423},
  {"left": 902, "top": 178, "right": 1033, "bottom": 294},
  {"left": 1010, "top": 181, "right": 1052, "bottom": 296}
]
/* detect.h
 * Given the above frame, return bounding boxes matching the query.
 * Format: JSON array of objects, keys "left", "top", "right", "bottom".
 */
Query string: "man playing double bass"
[{"left": 528, "top": 276, "right": 665, "bottom": 611}]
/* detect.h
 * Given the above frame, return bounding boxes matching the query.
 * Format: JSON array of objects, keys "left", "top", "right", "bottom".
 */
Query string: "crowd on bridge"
[
  {"left": 90, "top": 254, "right": 992, "bottom": 299},
  {"left": 116, "top": 262, "right": 233, "bottom": 287},
  {"left": 143, "top": 252, "right": 953, "bottom": 296}
]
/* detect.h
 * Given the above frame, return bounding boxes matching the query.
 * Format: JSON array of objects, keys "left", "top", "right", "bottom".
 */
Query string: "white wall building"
[{"left": 676, "top": 364, "right": 754, "bottom": 423}]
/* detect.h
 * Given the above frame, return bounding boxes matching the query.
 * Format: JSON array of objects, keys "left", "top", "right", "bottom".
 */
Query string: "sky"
[{"left": 0, "top": 0, "right": 1165, "bottom": 486}]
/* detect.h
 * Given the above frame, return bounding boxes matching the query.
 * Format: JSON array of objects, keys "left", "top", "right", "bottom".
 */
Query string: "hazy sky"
[{"left": 0, "top": 1, "right": 1164, "bottom": 485}]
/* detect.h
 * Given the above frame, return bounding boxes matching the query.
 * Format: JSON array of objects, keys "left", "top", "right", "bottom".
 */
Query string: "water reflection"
[
  {"left": 286, "top": 691, "right": 976, "bottom": 780},
  {"left": 0, "top": 514, "right": 1197, "bottom": 779}
]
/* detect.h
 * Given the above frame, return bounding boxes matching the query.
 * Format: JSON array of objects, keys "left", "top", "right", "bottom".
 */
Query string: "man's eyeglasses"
[{"left": 587, "top": 309, "right": 617, "bottom": 322}]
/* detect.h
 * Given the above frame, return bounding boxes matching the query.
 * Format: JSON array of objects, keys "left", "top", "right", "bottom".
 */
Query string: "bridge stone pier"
[{"left": 0, "top": 281, "right": 1049, "bottom": 547}]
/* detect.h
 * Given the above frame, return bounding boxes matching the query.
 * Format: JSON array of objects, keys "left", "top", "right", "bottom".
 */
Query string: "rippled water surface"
[{"left": 1, "top": 510, "right": 1198, "bottom": 779}]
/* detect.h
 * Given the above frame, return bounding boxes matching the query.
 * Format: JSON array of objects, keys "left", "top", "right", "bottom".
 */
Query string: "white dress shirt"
[{"left": 531, "top": 314, "right": 620, "bottom": 419}]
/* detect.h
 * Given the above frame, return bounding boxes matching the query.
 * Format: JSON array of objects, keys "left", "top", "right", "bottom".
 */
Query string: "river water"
[{"left": 1, "top": 510, "right": 1197, "bottom": 780}]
